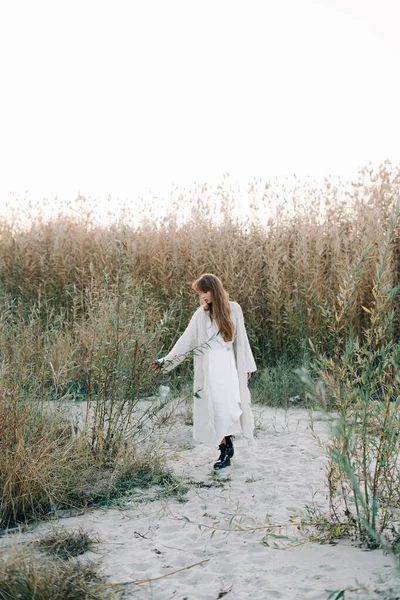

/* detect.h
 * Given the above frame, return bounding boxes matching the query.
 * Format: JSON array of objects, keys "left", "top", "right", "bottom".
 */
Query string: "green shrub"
[{"left": 299, "top": 200, "right": 400, "bottom": 551}]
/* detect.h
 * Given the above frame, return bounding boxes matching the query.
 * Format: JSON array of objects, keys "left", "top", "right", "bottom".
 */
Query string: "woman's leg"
[
  {"left": 213, "top": 442, "right": 230, "bottom": 469},
  {"left": 225, "top": 435, "right": 234, "bottom": 457}
]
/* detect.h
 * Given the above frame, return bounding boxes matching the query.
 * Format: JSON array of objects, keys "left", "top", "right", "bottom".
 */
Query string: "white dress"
[
  {"left": 205, "top": 318, "right": 243, "bottom": 443},
  {"left": 157, "top": 301, "right": 257, "bottom": 446}
]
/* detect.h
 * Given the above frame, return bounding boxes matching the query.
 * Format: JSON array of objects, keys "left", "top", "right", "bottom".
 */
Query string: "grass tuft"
[
  {"left": 37, "top": 527, "right": 99, "bottom": 560},
  {"left": 0, "top": 550, "right": 121, "bottom": 600}
]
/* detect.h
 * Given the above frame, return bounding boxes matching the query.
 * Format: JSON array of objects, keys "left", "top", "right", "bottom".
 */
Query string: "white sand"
[{"left": 2, "top": 404, "right": 400, "bottom": 600}]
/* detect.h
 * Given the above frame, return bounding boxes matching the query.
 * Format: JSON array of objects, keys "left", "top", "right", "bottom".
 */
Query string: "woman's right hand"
[{"left": 151, "top": 361, "right": 162, "bottom": 372}]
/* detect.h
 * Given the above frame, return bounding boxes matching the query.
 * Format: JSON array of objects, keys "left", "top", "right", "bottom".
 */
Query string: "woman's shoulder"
[
  {"left": 191, "top": 306, "right": 207, "bottom": 319},
  {"left": 229, "top": 300, "right": 241, "bottom": 309},
  {"left": 229, "top": 300, "right": 242, "bottom": 314}
]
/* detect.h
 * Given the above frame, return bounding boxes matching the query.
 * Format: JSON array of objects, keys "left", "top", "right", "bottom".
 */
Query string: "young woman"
[{"left": 151, "top": 273, "right": 257, "bottom": 470}]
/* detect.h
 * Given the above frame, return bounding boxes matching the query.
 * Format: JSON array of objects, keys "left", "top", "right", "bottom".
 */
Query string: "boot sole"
[{"left": 213, "top": 460, "right": 231, "bottom": 470}]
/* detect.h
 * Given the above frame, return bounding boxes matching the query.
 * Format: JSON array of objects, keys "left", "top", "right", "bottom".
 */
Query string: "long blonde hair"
[{"left": 192, "top": 273, "right": 234, "bottom": 342}]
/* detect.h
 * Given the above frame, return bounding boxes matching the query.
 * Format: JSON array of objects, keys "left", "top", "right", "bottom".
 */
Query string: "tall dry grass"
[
  {"left": 1, "top": 163, "right": 399, "bottom": 365},
  {"left": 0, "top": 280, "right": 173, "bottom": 527},
  {"left": 0, "top": 385, "right": 92, "bottom": 527}
]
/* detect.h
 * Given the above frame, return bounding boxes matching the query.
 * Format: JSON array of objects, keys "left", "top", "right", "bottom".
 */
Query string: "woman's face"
[{"left": 199, "top": 289, "right": 212, "bottom": 305}]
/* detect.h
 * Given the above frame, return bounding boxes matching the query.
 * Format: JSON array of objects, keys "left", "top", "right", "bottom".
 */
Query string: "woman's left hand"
[{"left": 247, "top": 372, "right": 251, "bottom": 380}]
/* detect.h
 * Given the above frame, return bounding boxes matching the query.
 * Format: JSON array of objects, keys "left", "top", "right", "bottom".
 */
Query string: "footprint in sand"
[
  {"left": 318, "top": 563, "right": 337, "bottom": 572},
  {"left": 272, "top": 565, "right": 299, "bottom": 576}
]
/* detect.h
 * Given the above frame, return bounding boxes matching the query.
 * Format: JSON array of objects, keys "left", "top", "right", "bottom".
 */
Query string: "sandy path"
[{"left": 2, "top": 405, "right": 400, "bottom": 600}]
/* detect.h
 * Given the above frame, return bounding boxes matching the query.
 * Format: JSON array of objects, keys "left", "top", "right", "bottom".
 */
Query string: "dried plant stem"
[{"left": 112, "top": 558, "right": 210, "bottom": 586}]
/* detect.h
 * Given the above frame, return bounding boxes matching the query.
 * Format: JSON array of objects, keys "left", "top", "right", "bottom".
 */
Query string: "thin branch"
[{"left": 109, "top": 558, "right": 209, "bottom": 586}]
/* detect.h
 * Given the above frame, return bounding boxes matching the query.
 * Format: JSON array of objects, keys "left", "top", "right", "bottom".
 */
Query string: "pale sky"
[{"left": 1, "top": 0, "right": 399, "bottom": 220}]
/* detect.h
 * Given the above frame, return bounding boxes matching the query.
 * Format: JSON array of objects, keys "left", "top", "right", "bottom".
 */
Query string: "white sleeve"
[
  {"left": 157, "top": 310, "right": 199, "bottom": 372},
  {"left": 234, "top": 303, "right": 257, "bottom": 373}
]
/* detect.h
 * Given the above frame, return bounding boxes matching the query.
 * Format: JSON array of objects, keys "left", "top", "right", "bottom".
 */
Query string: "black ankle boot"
[
  {"left": 213, "top": 444, "right": 231, "bottom": 470},
  {"left": 225, "top": 435, "right": 234, "bottom": 458}
]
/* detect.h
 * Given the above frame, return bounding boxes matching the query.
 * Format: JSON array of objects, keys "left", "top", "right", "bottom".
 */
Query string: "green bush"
[{"left": 299, "top": 200, "right": 400, "bottom": 551}]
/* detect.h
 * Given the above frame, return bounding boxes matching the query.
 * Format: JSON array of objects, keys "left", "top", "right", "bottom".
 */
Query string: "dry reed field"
[
  {"left": 1, "top": 162, "right": 400, "bottom": 598},
  {"left": 1, "top": 163, "right": 399, "bottom": 366}
]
